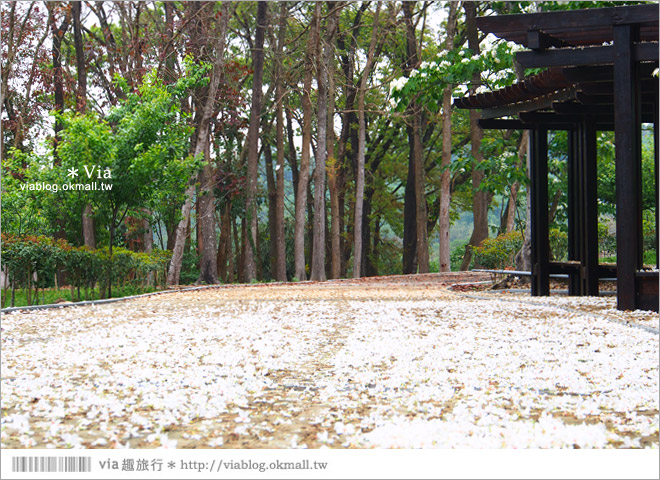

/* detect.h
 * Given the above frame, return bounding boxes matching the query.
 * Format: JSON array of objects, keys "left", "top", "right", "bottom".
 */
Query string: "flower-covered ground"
[{"left": 2, "top": 274, "right": 658, "bottom": 449}]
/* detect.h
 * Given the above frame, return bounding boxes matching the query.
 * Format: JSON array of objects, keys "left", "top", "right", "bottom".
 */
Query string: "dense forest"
[{"left": 1, "top": 1, "right": 657, "bottom": 297}]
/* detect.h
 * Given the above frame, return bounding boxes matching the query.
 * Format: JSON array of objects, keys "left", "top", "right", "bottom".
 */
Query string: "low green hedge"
[{"left": 1, "top": 234, "right": 171, "bottom": 306}]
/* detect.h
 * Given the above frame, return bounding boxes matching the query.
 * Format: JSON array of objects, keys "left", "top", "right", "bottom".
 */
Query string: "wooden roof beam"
[
  {"left": 477, "top": 4, "right": 658, "bottom": 35},
  {"left": 562, "top": 63, "right": 658, "bottom": 82},
  {"left": 576, "top": 92, "right": 656, "bottom": 106},
  {"left": 480, "top": 87, "right": 577, "bottom": 119},
  {"left": 528, "top": 30, "right": 568, "bottom": 50},
  {"left": 577, "top": 79, "right": 658, "bottom": 95},
  {"left": 478, "top": 119, "right": 530, "bottom": 130},
  {"left": 552, "top": 101, "right": 655, "bottom": 120},
  {"left": 516, "top": 42, "right": 658, "bottom": 69},
  {"left": 552, "top": 103, "right": 611, "bottom": 115}
]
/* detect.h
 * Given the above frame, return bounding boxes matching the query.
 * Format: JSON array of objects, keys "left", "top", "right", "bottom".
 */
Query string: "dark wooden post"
[
  {"left": 613, "top": 24, "right": 642, "bottom": 310},
  {"left": 582, "top": 118, "right": 599, "bottom": 295},
  {"left": 531, "top": 127, "right": 550, "bottom": 296},
  {"left": 654, "top": 89, "right": 659, "bottom": 269},
  {"left": 567, "top": 128, "right": 582, "bottom": 295}
]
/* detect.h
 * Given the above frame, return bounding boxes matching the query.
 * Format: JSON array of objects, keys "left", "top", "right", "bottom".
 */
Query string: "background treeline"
[{"left": 1, "top": 1, "right": 656, "bottom": 296}]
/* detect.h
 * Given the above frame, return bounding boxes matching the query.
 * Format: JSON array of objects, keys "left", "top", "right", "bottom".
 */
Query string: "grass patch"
[
  {"left": 1, "top": 285, "right": 162, "bottom": 308},
  {"left": 600, "top": 250, "right": 657, "bottom": 267}
]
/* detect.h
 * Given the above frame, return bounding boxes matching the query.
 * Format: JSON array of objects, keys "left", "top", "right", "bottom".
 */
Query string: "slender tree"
[
  {"left": 326, "top": 1, "right": 345, "bottom": 280},
  {"left": 460, "top": 2, "right": 490, "bottom": 270},
  {"left": 353, "top": 2, "right": 381, "bottom": 278},
  {"left": 47, "top": 2, "right": 71, "bottom": 162},
  {"left": 336, "top": 2, "right": 368, "bottom": 277},
  {"left": 311, "top": 2, "right": 340, "bottom": 281},
  {"left": 438, "top": 1, "right": 459, "bottom": 272},
  {"left": 273, "top": 1, "right": 288, "bottom": 281},
  {"left": 72, "top": 1, "right": 96, "bottom": 249},
  {"left": 294, "top": 2, "right": 321, "bottom": 281},
  {"left": 402, "top": 1, "right": 429, "bottom": 274},
  {"left": 1, "top": 2, "right": 50, "bottom": 157},
  {"left": 167, "top": 2, "right": 231, "bottom": 286},
  {"left": 191, "top": 3, "right": 221, "bottom": 285},
  {"left": 244, "top": 1, "right": 267, "bottom": 282}
]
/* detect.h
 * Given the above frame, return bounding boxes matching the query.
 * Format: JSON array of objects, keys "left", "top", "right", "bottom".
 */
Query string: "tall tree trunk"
[
  {"left": 372, "top": 215, "right": 381, "bottom": 276},
  {"left": 197, "top": 135, "right": 218, "bottom": 284},
  {"left": 233, "top": 216, "right": 241, "bottom": 282},
  {"left": 72, "top": 1, "right": 87, "bottom": 112},
  {"left": 141, "top": 212, "right": 153, "bottom": 252},
  {"left": 504, "top": 132, "right": 528, "bottom": 233},
  {"left": 167, "top": 2, "right": 231, "bottom": 286},
  {"left": 326, "top": 2, "right": 344, "bottom": 278},
  {"left": 438, "top": 1, "right": 458, "bottom": 272},
  {"left": 48, "top": 3, "right": 71, "bottom": 285},
  {"left": 48, "top": 3, "right": 70, "bottom": 162},
  {"left": 166, "top": 217, "right": 176, "bottom": 251},
  {"left": 163, "top": 1, "right": 177, "bottom": 84},
  {"left": 401, "top": 2, "right": 416, "bottom": 275},
  {"left": 362, "top": 189, "right": 373, "bottom": 277},
  {"left": 307, "top": 174, "right": 314, "bottom": 270},
  {"left": 310, "top": 15, "right": 328, "bottom": 281},
  {"left": 402, "top": 2, "right": 429, "bottom": 274},
  {"left": 264, "top": 137, "right": 278, "bottom": 279},
  {"left": 335, "top": 9, "right": 363, "bottom": 277},
  {"left": 196, "top": 196, "right": 203, "bottom": 256},
  {"left": 516, "top": 136, "right": 532, "bottom": 272},
  {"left": 190, "top": 2, "right": 219, "bottom": 285},
  {"left": 311, "top": 3, "right": 340, "bottom": 281},
  {"left": 511, "top": 57, "right": 532, "bottom": 271},
  {"left": 294, "top": 2, "right": 321, "bottom": 281},
  {"left": 285, "top": 106, "right": 299, "bottom": 202},
  {"left": 142, "top": 207, "right": 154, "bottom": 285},
  {"left": 402, "top": 158, "right": 417, "bottom": 273},
  {"left": 239, "top": 218, "right": 246, "bottom": 282},
  {"left": 310, "top": 83, "right": 327, "bottom": 280},
  {"left": 273, "top": 2, "right": 288, "bottom": 282},
  {"left": 244, "top": 1, "right": 267, "bottom": 282},
  {"left": 217, "top": 202, "right": 231, "bottom": 282},
  {"left": 353, "top": 2, "right": 381, "bottom": 278},
  {"left": 82, "top": 205, "right": 96, "bottom": 248},
  {"left": 412, "top": 105, "right": 429, "bottom": 273},
  {"left": 327, "top": 27, "right": 341, "bottom": 279},
  {"left": 324, "top": 3, "right": 342, "bottom": 278},
  {"left": 504, "top": 185, "right": 519, "bottom": 233},
  {"left": 460, "top": 2, "right": 490, "bottom": 271}
]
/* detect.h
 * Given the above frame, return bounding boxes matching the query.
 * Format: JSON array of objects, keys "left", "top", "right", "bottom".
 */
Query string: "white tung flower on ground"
[
  {"left": 208, "top": 436, "right": 224, "bottom": 447},
  {"left": 1, "top": 283, "right": 657, "bottom": 449}
]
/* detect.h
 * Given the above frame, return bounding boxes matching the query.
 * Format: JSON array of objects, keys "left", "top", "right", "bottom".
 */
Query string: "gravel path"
[{"left": 2, "top": 274, "right": 658, "bottom": 449}]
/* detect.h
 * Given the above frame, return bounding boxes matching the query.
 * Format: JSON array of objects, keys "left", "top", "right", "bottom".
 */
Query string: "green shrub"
[
  {"left": 643, "top": 209, "right": 657, "bottom": 254},
  {"left": 63, "top": 246, "right": 103, "bottom": 300},
  {"left": 549, "top": 228, "right": 568, "bottom": 262},
  {"left": 598, "top": 222, "right": 616, "bottom": 257},
  {"left": 179, "top": 249, "right": 200, "bottom": 285},
  {"left": 1, "top": 234, "right": 65, "bottom": 305},
  {"left": 471, "top": 231, "right": 523, "bottom": 271},
  {"left": 451, "top": 242, "right": 468, "bottom": 271}
]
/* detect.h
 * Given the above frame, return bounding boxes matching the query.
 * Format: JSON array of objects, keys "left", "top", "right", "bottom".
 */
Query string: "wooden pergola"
[{"left": 455, "top": 4, "right": 659, "bottom": 311}]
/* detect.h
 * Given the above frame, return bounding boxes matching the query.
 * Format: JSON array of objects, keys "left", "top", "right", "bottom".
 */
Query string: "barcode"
[{"left": 11, "top": 456, "right": 92, "bottom": 473}]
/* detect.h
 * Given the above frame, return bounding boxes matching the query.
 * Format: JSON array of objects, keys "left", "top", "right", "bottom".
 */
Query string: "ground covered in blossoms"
[{"left": 2, "top": 273, "right": 658, "bottom": 449}]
